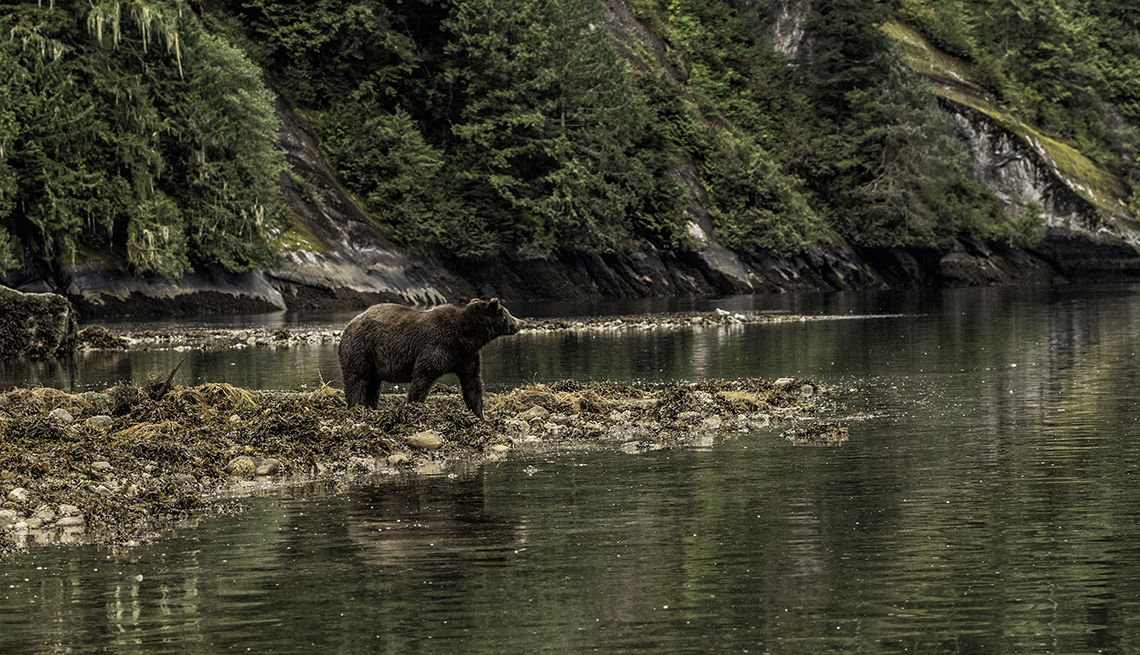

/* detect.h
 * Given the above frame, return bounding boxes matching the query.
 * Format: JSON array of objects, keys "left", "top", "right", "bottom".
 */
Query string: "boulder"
[
  {"left": 0, "top": 286, "right": 77, "bottom": 359},
  {"left": 407, "top": 430, "right": 444, "bottom": 450},
  {"left": 226, "top": 456, "right": 257, "bottom": 478}
]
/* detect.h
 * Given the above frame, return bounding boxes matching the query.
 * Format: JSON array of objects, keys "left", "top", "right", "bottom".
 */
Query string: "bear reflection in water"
[
  {"left": 338, "top": 298, "right": 524, "bottom": 418},
  {"left": 345, "top": 471, "right": 526, "bottom": 567}
]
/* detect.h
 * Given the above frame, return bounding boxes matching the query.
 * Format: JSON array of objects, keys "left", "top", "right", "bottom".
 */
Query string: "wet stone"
[
  {"left": 7, "top": 487, "right": 28, "bottom": 503},
  {"left": 226, "top": 456, "right": 257, "bottom": 478},
  {"left": 347, "top": 457, "right": 376, "bottom": 475},
  {"left": 0, "top": 376, "right": 834, "bottom": 559},
  {"left": 503, "top": 419, "right": 529, "bottom": 438},
  {"left": 783, "top": 422, "right": 849, "bottom": 447},
  {"left": 85, "top": 415, "right": 114, "bottom": 429},
  {"left": 255, "top": 458, "right": 282, "bottom": 476},
  {"left": 407, "top": 430, "right": 443, "bottom": 451},
  {"left": 519, "top": 405, "right": 550, "bottom": 422},
  {"left": 621, "top": 441, "right": 666, "bottom": 454},
  {"left": 56, "top": 515, "right": 86, "bottom": 527},
  {"left": 48, "top": 408, "right": 74, "bottom": 425}
]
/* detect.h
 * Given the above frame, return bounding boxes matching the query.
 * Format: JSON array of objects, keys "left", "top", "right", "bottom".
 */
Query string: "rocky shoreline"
[
  {"left": 0, "top": 373, "right": 843, "bottom": 561},
  {"left": 76, "top": 309, "right": 868, "bottom": 353}
]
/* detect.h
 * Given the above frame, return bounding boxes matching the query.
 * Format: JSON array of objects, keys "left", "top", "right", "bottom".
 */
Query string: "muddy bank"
[{"left": 0, "top": 377, "right": 839, "bottom": 560}]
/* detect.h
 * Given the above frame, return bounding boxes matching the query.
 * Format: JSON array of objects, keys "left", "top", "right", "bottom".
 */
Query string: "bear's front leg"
[
  {"left": 406, "top": 374, "right": 435, "bottom": 404},
  {"left": 455, "top": 355, "right": 485, "bottom": 419}
]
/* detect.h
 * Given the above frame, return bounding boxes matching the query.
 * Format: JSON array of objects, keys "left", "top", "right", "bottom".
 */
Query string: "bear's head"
[{"left": 468, "top": 298, "right": 524, "bottom": 337}]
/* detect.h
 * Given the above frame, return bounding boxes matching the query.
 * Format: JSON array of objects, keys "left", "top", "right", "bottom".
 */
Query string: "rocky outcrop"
[
  {"left": 946, "top": 101, "right": 1140, "bottom": 277},
  {"left": 57, "top": 263, "right": 287, "bottom": 318},
  {"left": 269, "top": 97, "right": 448, "bottom": 309},
  {"left": 0, "top": 286, "right": 77, "bottom": 359},
  {"left": 949, "top": 103, "right": 1097, "bottom": 230}
]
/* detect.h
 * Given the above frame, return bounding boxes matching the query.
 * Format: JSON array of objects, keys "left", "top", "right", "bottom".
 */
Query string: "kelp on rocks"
[{"left": 1, "top": 378, "right": 834, "bottom": 560}]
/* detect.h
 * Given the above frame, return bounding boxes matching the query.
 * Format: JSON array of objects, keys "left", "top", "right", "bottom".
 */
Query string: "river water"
[{"left": 3, "top": 284, "right": 1140, "bottom": 653}]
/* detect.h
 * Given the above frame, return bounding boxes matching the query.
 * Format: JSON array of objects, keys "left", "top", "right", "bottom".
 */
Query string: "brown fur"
[{"left": 338, "top": 298, "right": 524, "bottom": 418}]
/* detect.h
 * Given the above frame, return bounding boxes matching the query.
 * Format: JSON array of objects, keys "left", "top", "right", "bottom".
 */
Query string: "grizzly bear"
[{"left": 338, "top": 298, "right": 524, "bottom": 418}]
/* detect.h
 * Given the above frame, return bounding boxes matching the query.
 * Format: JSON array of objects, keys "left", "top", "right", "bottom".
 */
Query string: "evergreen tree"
[
  {"left": 0, "top": 0, "right": 286, "bottom": 276},
  {"left": 442, "top": 0, "right": 660, "bottom": 254}
]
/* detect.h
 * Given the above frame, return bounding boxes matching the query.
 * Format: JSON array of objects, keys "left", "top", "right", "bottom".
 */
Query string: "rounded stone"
[
  {"left": 386, "top": 453, "right": 411, "bottom": 467},
  {"left": 406, "top": 430, "right": 443, "bottom": 451},
  {"left": 255, "top": 458, "right": 282, "bottom": 476},
  {"left": 519, "top": 405, "right": 550, "bottom": 421},
  {"left": 85, "top": 415, "right": 114, "bottom": 429},
  {"left": 48, "top": 408, "right": 74, "bottom": 425},
  {"left": 226, "top": 456, "right": 257, "bottom": 478},
  {"left": 347, "top": 457, "right": 376, "bottom": 474}
]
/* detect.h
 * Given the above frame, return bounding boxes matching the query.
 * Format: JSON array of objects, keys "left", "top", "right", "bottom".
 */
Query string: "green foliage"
[
  {"left": 703, "top": 131, "right": 828, "bottom": 254},
  {"left": 894, "top": 0, "right": 1140, "bottom": 168},
  {"left": 221, "top": 0, "right": 688, "bottom": 256},
  {"left": 4, "top": 0, "right": 1135, "bottom": 272},
  {"left": 162, "top": 29, "right": 286, "bottom": 271},
  {"left": 439, "top": 0, "right": 671, "bottom": 255},
  {"left": 0, "top": 35, "right": 103, "bottom": 265},
  {"left": 838, "top": 57, "right": 1004, "bottom": 245},
  {"left": 209, "top": 0, "right": 417, "bottom": 108},
  {"left": 0, "top": 0, "right": 286, "bottom": 276},
  {"left": 318, "top": 105, "right": 499, "bottom": 256},
  {"left": 892, "top": 0, "right": 978, "bottom": 59}
]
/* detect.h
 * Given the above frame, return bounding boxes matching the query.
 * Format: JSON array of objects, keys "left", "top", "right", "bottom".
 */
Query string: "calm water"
[{"left": 3, "top": 284, "right": 1140, "bottom": 653}]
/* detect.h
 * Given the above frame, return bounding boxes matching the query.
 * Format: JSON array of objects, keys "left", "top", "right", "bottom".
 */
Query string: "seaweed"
[{"left": 1, "top": 377, "right": 839, "bottom": 559}]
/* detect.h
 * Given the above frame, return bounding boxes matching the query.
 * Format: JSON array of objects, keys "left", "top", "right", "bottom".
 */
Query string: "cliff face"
[
  {"left": 945, "top": 101, "right": 1140, "bottom": 272},
  {"left": 12, "top": 0, "right": 1140, "bottom": 319}
]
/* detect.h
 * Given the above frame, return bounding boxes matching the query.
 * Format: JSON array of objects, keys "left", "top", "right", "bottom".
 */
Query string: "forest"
[{"left": 0, "top": 0, "right": 1137, "bottom": 277}]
